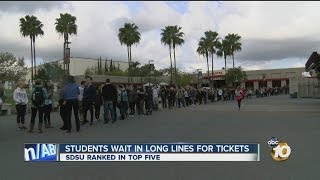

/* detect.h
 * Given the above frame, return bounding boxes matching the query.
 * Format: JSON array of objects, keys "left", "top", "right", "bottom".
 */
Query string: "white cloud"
[{"left": 0, "top": 1, "right": 319, "bottom": 72}]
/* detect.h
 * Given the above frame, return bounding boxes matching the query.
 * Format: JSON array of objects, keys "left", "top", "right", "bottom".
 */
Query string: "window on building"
[
  {"left": 259, "top": 81, "right": 267, "bottom": 88},
  {"left": 272, "top": 80, "right": 281, "bottom": 88},
  {"left": 245, "top": 82, "right": 254, "bottom": 89}
]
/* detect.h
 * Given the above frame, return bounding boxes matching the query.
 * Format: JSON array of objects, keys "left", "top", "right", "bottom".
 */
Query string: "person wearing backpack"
[
  {"left": 118, "top": 84, "right": 128, "bottom": 120},
  {"left": 13, "top": 82, "right": 28, "bottom": 130},
  {"left": 29, "top": 79, "right": 48, "bottom": 133}
]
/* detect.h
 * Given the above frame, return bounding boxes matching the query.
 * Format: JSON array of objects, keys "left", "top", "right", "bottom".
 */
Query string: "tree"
[
  {"left": 161, "top": 26, "right": 174, "bottom": 85},
  {"left": 216, "top": 38, "right": 231, "bottom": 74},
  {"left": 0, "top": 52, "right": 27, "bottom": 82},
  {"left": 197, "top": 38, "right": 210, "bottom": 79},
  {"left": 225, "top": 33, "right": 242, "bottom": 68},
  {"left": 224, "top": 67, "right": 247, "bottom": 87},
  {"left": 118, "top": 23, "right": 141, "bottom": 83},
  {"left": 205, "top": 31, "right": 220, "bottom": 83},
  {"left": 19, "top": 15, "right": 44, "bottom": 82},
  {"left": 35, "top": 61, "right": 65, "bottom": 82},
  {"left": 171, "top": 26, "right": 184, "bottom": 85},
  {"left": 55, "top": 13, "right": 78, "bottom": 74}
]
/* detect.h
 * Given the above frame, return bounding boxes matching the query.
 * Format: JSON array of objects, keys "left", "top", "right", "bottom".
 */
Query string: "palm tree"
[
  {"left": 118, "top": 23, "right": 141, "bottom": 83},
  {"left": 225, "top": 33, "right": 242, "bottom": 68},
  {"left": 19, "top": 15, "right": 44, "bottom": 83},
  {"left": 204, "top": 31, "right": 220, "bottom": 83},
  {"left": 216, "top": 38, "right": 231, "bottom": 74},
  {"left": 161, "top": 26, "right": 174, "bottom": 85},
  {"left": 197, "top": 37, "right": 210, "bottom": 79},
  {"left": 171, "top": 26, "right": 184, "bottom": 85},
  {"left": 55, "top": 13, "right": 78, "bottom": 74}
]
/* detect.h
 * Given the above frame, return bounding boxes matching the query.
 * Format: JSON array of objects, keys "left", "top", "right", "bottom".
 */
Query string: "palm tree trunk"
[
  {"left": 173, "top": 45, "right": 177, "bottom": 85},
  {"left": 224, "top": 54, "right": 227, "bottom": 86},
  {"left": 33, "top": 37, "right": 36, "bottom": 77},
  {"left": 211, "top": 54, "right": 214, "bottom": 88},
  {"left": 232, "top": 53, "right": 235, "bottom": 68},
  {"left": 127, "top": 46, "right": 130, "bottom": 83},
  {"left": 130, "top": 45, "right": 133, "bottom": 83},
  {"left": 30, "top": 37, "right": 34, "bottom": 84},
  {"left": 206, "top": 53, "right": 209, "bottom": 81},
  {"left": 169, "top": 47, "right": 173, "bottom": 85},
  {"left": 66, "top": 35, "right": 69, "bottom": 74}
]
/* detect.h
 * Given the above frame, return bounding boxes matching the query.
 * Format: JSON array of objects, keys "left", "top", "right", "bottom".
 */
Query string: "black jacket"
[
  {"left": 102, "top": 83, "right": 117, "bottom": 102},
  {"left": 83, "top": 84, "right": 96, "bottom": 102}
]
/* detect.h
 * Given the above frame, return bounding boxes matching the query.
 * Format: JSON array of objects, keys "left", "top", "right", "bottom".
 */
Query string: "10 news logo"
[{"left": 267, "top": 137, "right": 291, "bottom": 162}]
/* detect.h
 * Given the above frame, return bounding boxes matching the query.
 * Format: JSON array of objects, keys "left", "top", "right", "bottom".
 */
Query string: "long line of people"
[{"left": 11, "top": 75, "right": 289, "bottom": 133}]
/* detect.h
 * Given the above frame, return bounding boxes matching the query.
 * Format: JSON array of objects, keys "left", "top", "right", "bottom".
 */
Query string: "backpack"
[{"left": 32, "top": 87, "right": 45, "bottom": 106}]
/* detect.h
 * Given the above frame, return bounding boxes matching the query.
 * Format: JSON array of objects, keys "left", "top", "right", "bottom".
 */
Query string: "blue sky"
[{"left": 1, "top": 1, "right": 319, "bottom": 72}]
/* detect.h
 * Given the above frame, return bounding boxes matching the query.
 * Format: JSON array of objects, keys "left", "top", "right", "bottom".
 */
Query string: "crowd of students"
[{"left": 11, "top": 75, "right": 289, "bottom": 133}]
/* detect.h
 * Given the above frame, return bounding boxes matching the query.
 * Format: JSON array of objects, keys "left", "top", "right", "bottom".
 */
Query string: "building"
[
  {"left": 242, "top": 67, "right": 305, "bottom": 90},
  {"left": 299, "top": 52, "right": 320, "bottom": 98},
  {"left": 25, "top": 57, "right": 130, "bottom": 82}
]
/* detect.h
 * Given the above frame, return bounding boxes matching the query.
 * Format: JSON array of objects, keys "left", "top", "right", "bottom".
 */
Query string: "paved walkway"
[{"left": 0, "top": 95, "right": 319, "bottom": 179}]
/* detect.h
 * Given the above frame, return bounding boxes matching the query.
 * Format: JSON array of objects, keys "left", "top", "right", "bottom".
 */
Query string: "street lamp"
[
  {"left": 149, "top": 60, "right": 155, "bottom": 86},
  {"left": 196, "top": 69, "right": 202, "bottom": 88}
]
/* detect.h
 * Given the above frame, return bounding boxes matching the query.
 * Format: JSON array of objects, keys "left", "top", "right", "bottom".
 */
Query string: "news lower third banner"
[{"left": 24, "top": 143, "right": 260, "bottom": 162}]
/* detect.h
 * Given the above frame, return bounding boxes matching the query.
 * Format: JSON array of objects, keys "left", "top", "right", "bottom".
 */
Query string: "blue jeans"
[{"left": 103, "top": 101, "right": 116, "bottom": 122}]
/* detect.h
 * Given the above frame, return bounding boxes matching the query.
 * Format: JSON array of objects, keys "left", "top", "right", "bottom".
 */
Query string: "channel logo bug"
[{"left": 267, "top": 137, "right": 291, "bottom": 162}]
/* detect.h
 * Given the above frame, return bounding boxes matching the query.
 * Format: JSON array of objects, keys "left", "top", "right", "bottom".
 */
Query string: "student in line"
[
  {"left": 94, "top": 85, "right": 103, "bottom": 121},
  {"left": 82, "top": 76, "right": 96, "bottom": 126},
  {"left": 63, "top": 76, "right": 80, "bottom": 133},
  {"left": 13, "top": 82, "right": 28, "bottom": 130},
  {"left": 29, "top": 79, "right": 48, "bottom": 133},
  {"left": 44, "top": 80, "right": 54, "bottom": 128}
]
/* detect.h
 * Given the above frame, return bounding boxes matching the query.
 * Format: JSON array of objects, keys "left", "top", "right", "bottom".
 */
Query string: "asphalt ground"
[{"left": 0, "top": 95, "right": 319, "bottom": 180}]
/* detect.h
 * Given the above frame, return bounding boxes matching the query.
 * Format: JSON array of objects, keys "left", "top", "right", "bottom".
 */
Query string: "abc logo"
[{"left": 268, "top": 138, "right": 291, "bottom": 162}]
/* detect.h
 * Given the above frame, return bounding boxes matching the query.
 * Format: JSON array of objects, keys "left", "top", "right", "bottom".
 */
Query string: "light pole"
[
  {"left": 196, "top": 69, "right": 202, "bottom": 88},
  {"left": 149, "top": 60, "right": 155, "bottom": 86}
]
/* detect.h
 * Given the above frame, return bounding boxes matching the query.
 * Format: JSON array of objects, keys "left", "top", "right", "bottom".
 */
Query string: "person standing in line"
[
  {"left": 101, "top": 79, "right": 118, "bottom": 124},
  {"left": 235, "top": 86, "right": 245, "bottom": 110},
  {"left": 152, "top": 85, "right": 159, "bottom": 111},
  {"left": 177, "top": 87, "right": 184, "bottom": 108},
  {"left": 128, "top": 84, "right": 137, "bottom": 116},
  {"left": 82, "top": 76, "right": 96, "bottom": 126},
  {"left": 43, "top": 81, "right": 54, "bottom": 128},
  {"left": 78, "top": 81, "right": 86, "bottom": 123},
  {"left": 13, "top": 82, "right": 28, "bottom": 130},
  {"left": 63, "top": 76, "right": 80, "bottom": 133},
  {"left": 145, "top": 86, "right": 153, "bottom": 115},
  {"left": 184, "top": 87, "right": 189, "bottom": 106},
  {"left": 160, "top": 86, "right": 167, "bottom": 109},
  {"left": 29, "top": 79, "right": 47, "bottom": 133},
  {"left": 58, "top": 77, "right": 67, "bottom": 130},
  {"left": 94, "top": 85, "right": 103, "bottom": 121},
  {"left": 136, "top": 86, "right": 145, "bottom": 115},
  {"left": 118, "top": 84, "right": 128, "bottom": 120}
]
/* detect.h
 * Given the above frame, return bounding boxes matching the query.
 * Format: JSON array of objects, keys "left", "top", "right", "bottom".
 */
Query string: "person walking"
[
  {"left": 101, "top": 79, "right": 118, "bottom": 124},
  {"left": 235, "top": 86, "right": 245, "bottom": 110},
  {"left": 29, "top": 80, "right": 47, "bottom": 133},
  {"left": 13, "top": 82, "right": 28, "bottom": 130},
  {"left": 44, "top": 81, "right": 54, "bottom": 128},
  {"left": 82, "top": 76, "right": 96, "bottom": 126},
  {"left": 94, "top": 85, "right": 103, "bottom": 121},
  {"left": 63, "top": 76, "right": 80, "bottom": 133}
]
